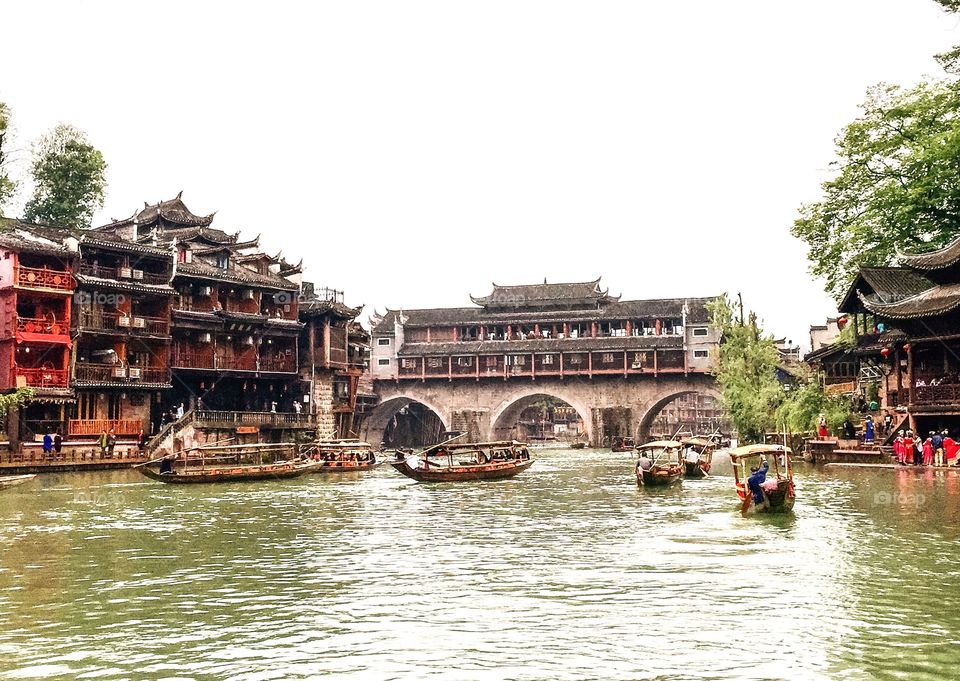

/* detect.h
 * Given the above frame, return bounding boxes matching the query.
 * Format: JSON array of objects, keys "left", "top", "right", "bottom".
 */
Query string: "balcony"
[
  {"left": 16, "top": 367, "right": 69, "bottom": 388},
  {"left": 79, "top": 311, "right": 170, "bottom": 336},
  {"left": 173, "top": 349, "right": 293, "bottom": 373},
  {"left": 15, "top": 265, "right": 73, "bottom": 292},
  {"left": 74, "top": 363, "right": 171, "bottom": 385},
  {"left": 194, "top": 410, "right": 317, "bottom": 430},
  {"left": 67, "top": 419, "right": 143, "bottom": 436},
  {"left": 16, "top": 316, "right": 70, "bottom": 339},
  {"left": 78, "top": 263, "right": 169, "bottom": 286}
]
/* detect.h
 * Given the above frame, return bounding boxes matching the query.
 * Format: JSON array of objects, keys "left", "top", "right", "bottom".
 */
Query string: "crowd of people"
[{"left": 892, "top": 430, "right": 960, "bottom": 467}]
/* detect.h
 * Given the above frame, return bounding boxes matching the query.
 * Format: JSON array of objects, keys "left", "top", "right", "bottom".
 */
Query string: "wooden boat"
[
  {"left": 569, "top": 441, "right": 587, "bottom": 450},
  {"left": 635, "top": 440, "right": 683, "bottom": 487},
  {"left": 138, "top": 442, "right": 319, "bottom": 484},
  {"left": 300, "top": 438, "right": 380, "bottom": 471},
  {"left": 680, "top": 437, "right": 716, "bottom": 478},
  {"left": 611, "top": 436, "right": 635, "bottom": 452},
  {"left": 0, "top": 474, "right": 36, "bottom": 490},
  {"left": 730, "top": 444, "right": 795, "bottom": 514},
  {"left": 390, "top": 440, "right": 533, "bottom": 482}
]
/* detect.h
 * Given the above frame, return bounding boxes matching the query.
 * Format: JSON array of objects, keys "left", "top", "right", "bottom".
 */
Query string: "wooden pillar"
[
  {"left": 421, "top": 357, "right": 425, "bottom": 382},
  {"left": 476, "top": 355, "right": 480, "bottom": 380},
  {"left": 626, "top": 320, "right": 632, "bottom": 336},
  {"left": 623, "top": 351, "right": 628, "bottom": 377},
  {"left": 655, "top": 319, "right": 662, "bottom": 336},
  {"left": 653, "top": 348, "right": 659, "bottom": 376},
  {"left": 563, "top": 322, "right": 568, "bottom": 338},
  {"left": 426, "top": 327, "right": 431, "bottom": 343},
  {"left": 479, "top": 326, "right": 485, "bottom": 341},
  {"left": 591, "top": 322, "right": 597, "bottom": 338},
  {"left": 559, "top": 352, "right": 564, "bottom": 378},
  {"left": 906, "top": 345, "right": 914, "bottom": 407},
  {"left": 588, "top": 352, "right": 593, "bottom": 377},
  {"left": 448, "top": 356, "right": 452, "bottom": 381},
  {"left": 531, "top": 353, "right": 536, "bottom": 381}
]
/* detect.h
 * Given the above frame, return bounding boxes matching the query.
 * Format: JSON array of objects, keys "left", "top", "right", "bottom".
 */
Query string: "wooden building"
[
  {"left": 0, "top": 194, "right": 368, "bottom": 454},
  {"left": 827, "top": 240, "right": 960, "bottom": 435},
  {"left": 371, "top": 279, "right": 718, "bottom": 383}
]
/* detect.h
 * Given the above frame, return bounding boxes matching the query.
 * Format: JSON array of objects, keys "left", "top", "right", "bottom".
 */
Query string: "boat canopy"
[
  {"left": 729, "top": 444, "right": 792, "bottom": 462},
  {"left": 681, "top": 437, "right": 716, "bottom": 449}
]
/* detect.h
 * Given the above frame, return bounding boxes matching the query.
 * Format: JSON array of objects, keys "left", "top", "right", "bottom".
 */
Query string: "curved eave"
[
  {"left": 857, "top": 287, "right": 960, "bottom": 320},
  {"left": 897, "top": 237, "right": 960, "bottom": 271}
]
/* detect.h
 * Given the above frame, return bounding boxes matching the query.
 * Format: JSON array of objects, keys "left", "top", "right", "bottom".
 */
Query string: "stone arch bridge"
[{"left": 361, "top": 375, "right": 722, "bottom": 447}]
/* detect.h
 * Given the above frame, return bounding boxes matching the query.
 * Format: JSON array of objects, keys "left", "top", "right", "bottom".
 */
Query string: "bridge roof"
[{"left": 373, "top": 297, "right": 715, "bottom": 334}]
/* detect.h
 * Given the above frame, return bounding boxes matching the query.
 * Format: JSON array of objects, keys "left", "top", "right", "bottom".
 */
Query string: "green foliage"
[
  {"left": 707, "top": 295, "right": 786, "bottom": 443},
  {"left": 24, "top": 124, "right": 106, "bottom": 228},
  {"left": 792, "top": 80, "right": 960, "bottom": 302},
  {"left": 0, "top": 387, "right": 33, "bottom": 426},
  {"left": 0, "top": 102, "right": 15, "bottom": 211},
  {"left": 775, "top": 372, "right": 850, "bottom": 434}
]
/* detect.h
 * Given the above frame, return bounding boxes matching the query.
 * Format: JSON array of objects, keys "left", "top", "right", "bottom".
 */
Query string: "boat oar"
[{"left": 133, "top": 437, "right": 235, "bottom": 467}]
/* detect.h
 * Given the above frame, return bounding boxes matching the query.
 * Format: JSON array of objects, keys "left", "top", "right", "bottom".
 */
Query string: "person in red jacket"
[
  {"left": 904, "top": 430, "right": 916, "bottom": 466},
  {"left": 944, "top": 430, "right": 958, "bottom": 467}
]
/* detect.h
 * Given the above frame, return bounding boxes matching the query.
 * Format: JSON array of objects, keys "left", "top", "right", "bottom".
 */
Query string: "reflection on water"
[{"left": 2, "top": 451, "right": 960, "bottom": 680}]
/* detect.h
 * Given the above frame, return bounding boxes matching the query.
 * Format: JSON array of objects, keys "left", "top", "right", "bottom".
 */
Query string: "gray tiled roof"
[
  {"left": 898, "top": 236, "right": 960, "bottom": 272},
  {"left": 859, "top": 283, "right": 960, "bottom": 320},
  {"left": 839, "top": 266, "right": 933, "bottom": 313},
  {"left": 373, "top": 297, "right": 715, "bottom": 334},
  {"left": 175, "top": 260, "right": 298, "bottom": 291}
]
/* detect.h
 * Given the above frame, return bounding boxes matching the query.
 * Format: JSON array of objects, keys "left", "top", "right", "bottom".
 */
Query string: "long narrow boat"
[
  {"left": 301, "top": 439, "right": 381, "bottom": 472},
  {"left": 611, "top": 436, "right": 635, "bottom": 453},
  {"left": 730, "top": 444, "right": 795, "bottom": 514},
  {"left": 0, "top": 474, "right": 36, "bottom": 490},
  {"left": 680, "top": 437, "right": 716, "bottom": 478},
  {"left": 138, "top": 442, "right": 320, "bottom": 484},
  {"left": 635, "top": 440, "right": 683, "bottom": 487},
  {"left": 390, "top": 441, "right": 533, "bottom": 482},
  {"left": 139, "top": 459, "right": 320, "bottom": 484}
]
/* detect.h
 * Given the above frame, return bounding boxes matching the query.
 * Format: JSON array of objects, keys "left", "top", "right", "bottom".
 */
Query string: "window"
[
  {"left": 602, "top": 353, "right": 615, "bottom": 363},
  {"left": 694, "top": 350, "right": 709, "bottom": 359},
  {"left": 569, "top": 355, "right": 582, "bottom": 365},
  {"left": 377, "top": 338, "right": 391, "bottom": 346},
  {"left": 457, "top": 356, "right": 473, "bottom": 367},
  {"left": 401, "top": 359, "right": 415, "bottom": 369},
  {"left": 428, "top": 357, "right": 443, "bottom": 369},
  {"left": 693, "top": 327, "right": 708, "bottom": 337},
  {"left": 485, "top": 356, "right": 498, "bottom": 368},
  {"left": 542, "top": 354, "right": 554, "bottom": 365},
  {"left": 378, "top": 358, "right": 390, "bottom": 366}
]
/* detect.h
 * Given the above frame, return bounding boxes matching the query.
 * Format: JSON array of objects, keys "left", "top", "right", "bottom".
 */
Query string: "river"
[{"left": 1, "top": 448, "right": 959, "bottom": 680}]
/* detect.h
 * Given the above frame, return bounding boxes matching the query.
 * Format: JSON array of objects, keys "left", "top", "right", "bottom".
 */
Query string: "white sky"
[{"left": 3, "top": 1, "right": 958, "bottom": 350}]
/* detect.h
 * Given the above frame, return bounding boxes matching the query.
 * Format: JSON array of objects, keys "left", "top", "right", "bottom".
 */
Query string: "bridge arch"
[
  {"left": 361, "top": 395, "right": 450, "bottom": 447},
  {"left": 489, "top": 387, "right": 593, "bottom": 444},
  {"left": 635, "top": 388, "right": 725, "bottom": 442}
]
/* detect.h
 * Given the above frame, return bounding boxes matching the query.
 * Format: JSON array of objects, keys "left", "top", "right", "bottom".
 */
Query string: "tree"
[
  {"left": 707, "top": 295, "right": 786, "bottom": 443},
  {"left": 0, "top": 102, "right": 15, "bottom": 212},
  {"left": 0, "top": 388, "right": 34, "bottom": 431},
  {"left": 792, "top": 80, "right": 960, "bottom": 302},
  {"left": 775, "top": 370, "right": 851, "bottom": 435},
  {"left": 23, "top": 124, "right": 106, "bottom": 227}
]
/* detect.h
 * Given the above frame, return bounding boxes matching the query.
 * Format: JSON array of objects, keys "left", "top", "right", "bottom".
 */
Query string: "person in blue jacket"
[
  {"left": 747, "top": 460, "right": 769, "bottom": 505},
  {"left": 864, "top": 415, "right": 875, "bottom": 443}
]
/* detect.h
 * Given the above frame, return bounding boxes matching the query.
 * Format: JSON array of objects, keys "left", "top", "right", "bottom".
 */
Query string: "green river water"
[{"left": 1, "top": 448, "right": 959, "bottom": 680}]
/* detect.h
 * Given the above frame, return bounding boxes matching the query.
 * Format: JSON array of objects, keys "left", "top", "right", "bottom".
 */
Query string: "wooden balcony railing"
[
  {"left": 16, "top": 316, "right": 69, "bottom": 337},
  {"left": 68, "top": 418, "right": 143, "bottom": 436},
  {"left": 79, "top": 311, "right": 170, "bottom": 335},
  {"left": 173, "top": 350, "right": 290, "bottom": 373},
  {"left": 16, "top": 367, "right": 69, "bottom": 388},
  {"left": 16, "top": 265, "right": 73, "bottom": 292},
  {"left": 912, "top": 384, "right": 960, "bottom": 406},
  {"left": 194, "top": 410, "right": 317, "bottom": 429},
  {"left": 74, "top": 363, "right": 170, "bottom": 384},
  {"left": 78, "top": 263, "right": 169, "bottom": 285}
]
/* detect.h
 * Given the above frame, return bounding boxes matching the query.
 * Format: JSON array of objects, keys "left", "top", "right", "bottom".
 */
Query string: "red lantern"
[
  {"left": 903, "top": 343, "right": 912, "bottom": 353},
  {"left": 880, "top": 348, "right": 891, "bottom": 358},
  {"left": 837, "top": 317, "right": 849, "bottom": 329}
]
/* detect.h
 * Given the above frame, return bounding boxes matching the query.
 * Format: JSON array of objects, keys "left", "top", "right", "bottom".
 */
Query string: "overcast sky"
[{"left": 3, "top": 1, "right": 958, "bottom": 349}]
